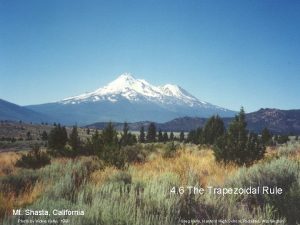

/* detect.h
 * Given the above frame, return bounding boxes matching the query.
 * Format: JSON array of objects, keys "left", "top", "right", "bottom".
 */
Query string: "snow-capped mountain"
[
  {"left": 60, "top": 73, "right": 225, "bottom": 110},
  {"left": 27, "top": 73, "right": 236, "bottom": 124}
]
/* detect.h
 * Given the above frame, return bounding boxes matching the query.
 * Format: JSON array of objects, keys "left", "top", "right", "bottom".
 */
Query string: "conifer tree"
[
  {"left": 163, "top": 132, "right": 169, "bottom": 143},
  {"left": 41, "top": 131, "right": 48, "bottom": 141},
  {"left": 179, "top": 131, "right": 185, "bottom": 142},
  {"left": 101, "top": 122, "right": 118, "bottom": 146},
  {"left": 48, "top": 124, "right": 68, "bottom": 150},
  {"left": 214, "top": 107, "right": 265, "bottom": 165},
  {"left": 170, "top": 132, "right": 174, "bottom": 141},
  {"left": 120, "top": 122, "right": 129, "bottom": 146},
  {"left": 101, "top": 122, "right": 124, "bottom": 168},
  {"left": 62, "top": 126, "right": 68, "bottom": 146},
  {"left": 86, "top": 129, "right": 103, "bottom": 155},
  {"left": 147, "top": 123, "right": 156, "bottom": 142},
  {"left": 203, "top": 115, "right": 225, "bottom": 145},
  {"left": 158, "top": 130, "right": 163, "bottom": 142},
  {"left": 26, "top": 131, "right": 32, "bottom": 140},
  {"left": 139, "top": 126, "right": 145, "bottom": 143},
  {"left": 261, "top": 127, "right": 272, "bottom": 146},
  {"left": 187, "top": 129, "right": 196, "bottom": 144},
  {"left": 69, "top": 125, "right": 81, "bottom": 151},
  {"left": 187, "top": 128, "right": 203, "bottom": 144},
  {"left": 123, "top": 122, "right": 129, "bottom": 136},
  {"left": 120, "top": 122, "right": 136, "bottom": 146}
]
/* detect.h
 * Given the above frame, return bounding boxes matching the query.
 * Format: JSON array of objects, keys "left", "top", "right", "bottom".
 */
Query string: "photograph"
[{"left": 0, "top": 0, "right": 299, "bottom": 224}]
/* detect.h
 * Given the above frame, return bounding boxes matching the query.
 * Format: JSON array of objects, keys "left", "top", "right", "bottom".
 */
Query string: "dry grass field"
[
  {"left": 0, "top": 121, "right": 93, "bottom": 152},
  {"left": 0, "top": 141, "right": 299, "bottom": 224}
]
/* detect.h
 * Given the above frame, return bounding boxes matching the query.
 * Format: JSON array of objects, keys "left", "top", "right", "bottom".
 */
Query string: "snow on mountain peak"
[
  {"left": 119, "top": 72, "right": 134, "bottom": 78},
  {"left": 96, "top": 73, "right": 161, "bottom": 98},
  {"left": 160, "top": 84, "right": 182, "bottom": 96},
  {"left": 110, "top": 73, "right": 136, "bottom": 84},
  {"left": 60, "top": 73, "right": 211, "bottom": 108}
]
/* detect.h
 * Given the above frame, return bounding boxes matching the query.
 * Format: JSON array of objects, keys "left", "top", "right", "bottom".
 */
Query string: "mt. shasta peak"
[
  {"left": 27, "top": 73, "right": 236, "bottom": 124},
  {"left": 62, "top": 73, "right": 215, "bottom": 107}
]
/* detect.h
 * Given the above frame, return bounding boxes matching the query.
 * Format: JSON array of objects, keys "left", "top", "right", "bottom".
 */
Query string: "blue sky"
[{"left": 0, "top": 0, "right": 299, "bottom": 112}]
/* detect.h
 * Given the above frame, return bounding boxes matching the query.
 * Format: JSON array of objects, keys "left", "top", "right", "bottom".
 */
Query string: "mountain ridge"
[
  {"left": 1, "top": 98, "right": 299, "bottom": 134},
  {"left": 86, "top": 108, "right": 300, "bottom": 135},
  {"left": 0, "top": 99, "right": 53, "bottom": 123}
]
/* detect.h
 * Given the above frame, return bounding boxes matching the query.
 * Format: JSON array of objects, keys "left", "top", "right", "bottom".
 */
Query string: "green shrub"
[
  {"left": 143, "top": 143, "right": 156, "bottom": 152},
  {"left": 122, "top": 145, "right": 146, "bottom": 163},
  {"left": 276, "top": 142, "right": 300, "bottom": 157},
  {"left": 101, "top": 144, "right": 125, "bottom": 169},
  {"left": 162, "top": 142, "right": 177, "bottom": 158},
  {"left": 82, "top": 157, "right": 105, "bottom": 173},
  {"left": 226, "top": 157, "right": 300, "bottom": 224},
  {"left": 109, "top": 171, "right": 132, "bottom": 185},
  {"left": 47, "top": 145, "right": 76, "bottom": 158},
  {"left": 276, "top": 135, "right": 290, "bottom": 144},
  {"left": 16, "top": 152, "right": 51, "bottom": 170},
  {"left": 15, "top": 144, "right": 50, "bottom": 169},
  {"left": 46, "top": 158, "right": 102, "bottom": 202}
]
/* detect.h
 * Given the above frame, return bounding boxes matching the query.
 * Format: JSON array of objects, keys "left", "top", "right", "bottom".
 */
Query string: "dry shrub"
[
  {"left": 90, "top": 166, "right": 119, "bottom": 185},
  {"left": 0, "top": 152, "right": 20, "bottom": 176},
  {"left": 263, "top": 142, "right": 300, "bottom": 163},
  {"left": 0, "top": 180, "right": 46, "bottom": 220},
  {"left": 130, "top": 147, "right": 237, "bottom": 186},
  {"left": 13, "top": 181, "right": 46, "bottom": 207}
]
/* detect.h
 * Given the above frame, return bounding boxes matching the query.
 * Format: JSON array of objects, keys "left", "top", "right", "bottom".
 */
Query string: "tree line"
[{"left": 17, "top": 107, "right": 294, "bottom": 169}]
